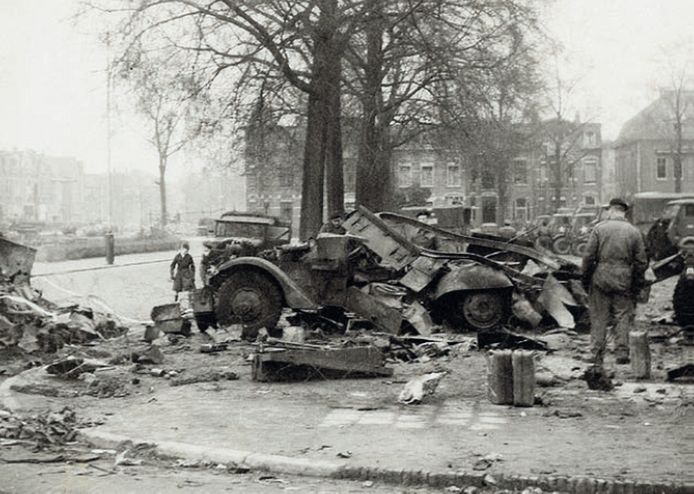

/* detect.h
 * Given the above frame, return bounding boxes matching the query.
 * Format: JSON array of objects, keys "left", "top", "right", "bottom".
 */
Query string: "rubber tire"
[
  {"left": 673, "top": 275, "right": 694, "bottom": 327},
  {"left": 215, "top": 270, "right": 283, "bottom": 339},
  {"left": 572, "top": 241, "right": 588, "bottom": 257},
  {"left": 445, "top": 290, "right": 510, "bottom": 332},
  {"left": 552, "top": 236, "right": 571, "bottom": 255}
]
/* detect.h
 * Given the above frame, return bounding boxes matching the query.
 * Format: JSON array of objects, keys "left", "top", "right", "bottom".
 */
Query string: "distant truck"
[
  {"left": 631, "top": 192, "right": 694, "bottom": 234},
  {"left": 648, "top": 199, "right": 694, "bottom": 328},
  {"left": 206, "top": 211, "right": 291, "bottom": 260}
]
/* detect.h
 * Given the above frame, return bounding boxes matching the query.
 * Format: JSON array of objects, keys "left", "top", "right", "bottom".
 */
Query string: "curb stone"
[{"left": 79, "top": 429, "right": 691, "bottom": 494}]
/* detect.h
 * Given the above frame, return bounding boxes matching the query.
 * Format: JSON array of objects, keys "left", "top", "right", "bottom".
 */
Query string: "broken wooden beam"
[{"left": 251, "top": 346, "right": 393, "bottom": 382}]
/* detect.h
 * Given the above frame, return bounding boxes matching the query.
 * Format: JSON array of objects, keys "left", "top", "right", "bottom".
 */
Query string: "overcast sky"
[{"left": 1, "top": 0, "right": 693, "bottom": 175}]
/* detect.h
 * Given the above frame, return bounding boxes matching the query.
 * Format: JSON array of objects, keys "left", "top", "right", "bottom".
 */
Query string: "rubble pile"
[
  {"left": 0, "top": 407, "right": 93, "bottom": 449},
  {"left": 0, "top": 238, "right": 129, "bottom": 360}
]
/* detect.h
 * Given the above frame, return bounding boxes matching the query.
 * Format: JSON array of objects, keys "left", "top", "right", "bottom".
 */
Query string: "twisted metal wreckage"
[{"left": 196, "top": 206, "right": 588, "bottom": 338}]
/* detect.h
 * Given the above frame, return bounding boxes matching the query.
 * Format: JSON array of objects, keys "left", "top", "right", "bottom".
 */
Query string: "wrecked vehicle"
[
  {"left": 205, "top": 211, "right": 292, "bottom": 261},
  {"left": 648, "top": 199, "right": 694, "bottom": 327},
  {"left": 193, "top": 206, "right": 585, "bottom": 339}
]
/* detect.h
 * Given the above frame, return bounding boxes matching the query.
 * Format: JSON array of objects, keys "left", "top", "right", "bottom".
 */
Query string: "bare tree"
[
  {"left": 118, "top": 48, "right": 201, "bottom": 227},
  {"left": 345, "top": 0, "right": 542, "bottom": 212},
  {"left": 655, "top": 40, "right": 694, "bottom": 193},
  {"left": 541, "top": 50, "right": 594, "bottom": 211}
]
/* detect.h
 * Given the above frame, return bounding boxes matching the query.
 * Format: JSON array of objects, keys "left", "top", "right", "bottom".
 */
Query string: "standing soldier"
[
  {"left": 582, "top": 198, "right": 648, "bottom": 367},
  {"left": 170, "top": 241, "right": 196, "bottom": 301}
]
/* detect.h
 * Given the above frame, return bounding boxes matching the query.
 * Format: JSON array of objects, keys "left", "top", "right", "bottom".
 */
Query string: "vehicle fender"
[
  {"left": 211, "top": 257, "right": 318, "bottom": 310},
  {"left": 433, "top": 262, "right": 513, "bottom": 301}
]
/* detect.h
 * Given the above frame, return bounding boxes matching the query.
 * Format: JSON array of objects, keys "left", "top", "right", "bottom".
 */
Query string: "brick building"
[
  {"left": 615, "top": 90, "right": 694, "bottom": 197},
  {"left": 244, "top": 119, "right": 604, "bottom": 232}
]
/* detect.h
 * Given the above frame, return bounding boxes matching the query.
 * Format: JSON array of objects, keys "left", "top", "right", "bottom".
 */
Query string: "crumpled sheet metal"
[{"left": 537, "top": 274, "right": 578, "bottom": 329}]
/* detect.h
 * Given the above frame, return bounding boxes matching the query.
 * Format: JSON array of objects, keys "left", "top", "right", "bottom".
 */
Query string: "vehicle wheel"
[
  {"left": 572, "top": 241, "right": 588, "bottom": 257},
  {"left": 215, "top": 270, "right": 283, "bottom": 339},
  {"left": 673, "top": 275, "right": 694, "bottom": 327},
  {"left": 552, "top": 235, "right": 571, "bottom": 255},
  {"left": 446, "top": 290, "right": 509, "bottom": 332}
]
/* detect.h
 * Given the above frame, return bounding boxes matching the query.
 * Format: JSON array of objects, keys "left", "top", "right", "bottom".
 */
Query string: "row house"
[
  {"left": 615, "top": 90, "right": 694, "bottom": 197},
  {"left": 245, "top": 118, "right": 605, "bottom": 233}
]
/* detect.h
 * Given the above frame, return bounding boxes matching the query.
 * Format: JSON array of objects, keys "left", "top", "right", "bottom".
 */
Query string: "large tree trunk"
[
  {"left": 355, "top": 0, "right": 391, "bottom": 213},
  {"left": 159, "top": 161, "right": 167, "bottom": 227},
  {"left": 299, "top": 0, "right": 343, "bottom": 239},
  {"left": 325, "top": 45, "right": 344, "bottom": 218},
  {"left": 300, "top": 94, "right": 326, "bottom": 240}
]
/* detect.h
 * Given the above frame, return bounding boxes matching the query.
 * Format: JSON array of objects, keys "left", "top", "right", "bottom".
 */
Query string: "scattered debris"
[
  {"left": 544, "top": 410, "right": 584, "bottom": 419},
  {"left": 0, "top": 407, "right": 86, "bottom": 449},
  {"left": 114, "top": 449, "right": 143, "bottom": 467},
  {"left": 336, "top": 451, "right": 352, "bottom": 458},
  {"left": 398, "top": 372, "right": 447, "bottom": 404},
  {"left": 477, "top": 328, "right": 548, "bottom": 351},
  {"left": 170, "top": 369, "right": 238, "bottom": 387},
  {"left": 582, "top": 366, "right": 614, "bottom": 391},
  {"left": 150, "top": 303, "right": 191, "bottom": 337},
  {"left": 135, "top": 345, "right": 165, "bottom": 365},
  {"left": 46, "top": 356, "right": 111, "bottom": 378}
]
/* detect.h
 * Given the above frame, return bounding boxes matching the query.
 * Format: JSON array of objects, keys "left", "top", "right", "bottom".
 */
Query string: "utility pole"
[
  {"left": 105, "top": 32, "right": 114, "bottom": 229},
  {"left": 104, "top": 32, "right": 115, "bottom": 264}
]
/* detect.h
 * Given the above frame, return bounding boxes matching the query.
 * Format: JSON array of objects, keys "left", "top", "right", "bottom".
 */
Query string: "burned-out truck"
[{"left": 195, "top": 206, "right": 585, "bottom": 338}]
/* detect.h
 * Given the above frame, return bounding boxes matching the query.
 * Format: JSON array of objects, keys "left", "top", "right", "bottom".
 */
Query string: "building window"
[
  {"left": 515, "top": 198, "right": 528, "bottom": 222},
  {"left": 584, "top": 195, "right": 596, "bottom": 206},
  {"left": 447, "top": 164, "right": 461, "bottom": 187},
  {"left": 585, "top": 131, "right": 596, "bottom": 146},
  {"left": 584, "top": 160, "right": 598, "bottom": 184},
  {"left": 398, "top": 164, "right": 412, "bottom": 188},
  {"left": 420, "top": 164, "right": 434, "bottom": 187},
  {"left": 513, "top": 159, "right": 528, "bottom": 184},
  {"left": 481, "top": 169, "right": 495, "bottom": 189},
  {"left": 656, "top": 157, "right": 667, "bottom": 180}
]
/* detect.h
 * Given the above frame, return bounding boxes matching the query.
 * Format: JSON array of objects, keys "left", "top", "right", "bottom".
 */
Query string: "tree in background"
[
  {"left": 117, "top": 46, "right": 202, "bottom": 227},
  {"left": 541, "top": 49, "right": 595, "bottom": 212},
  {"left": 655, "top": 39, "right": 694, "bottom": 193},
  {"left": 345, "top": 0, "right": 543, "bottom": 213},
  {"left": 96, "top": 0, "right": 544, "bottom": 233}
]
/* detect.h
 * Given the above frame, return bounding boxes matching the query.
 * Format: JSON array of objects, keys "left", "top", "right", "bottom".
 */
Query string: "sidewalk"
[{"left": 3, "top": 365, "right": 690, "bottom": 492}]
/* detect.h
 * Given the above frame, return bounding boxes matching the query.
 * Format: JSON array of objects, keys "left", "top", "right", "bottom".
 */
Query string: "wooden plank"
[{"left": 252, "top": 346, "right": 393, "bottom": 381}]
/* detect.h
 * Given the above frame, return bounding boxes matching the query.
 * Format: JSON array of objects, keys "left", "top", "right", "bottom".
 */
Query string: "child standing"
[{"left": 170, "top": 241, "right": 195, "bottom": 301}]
